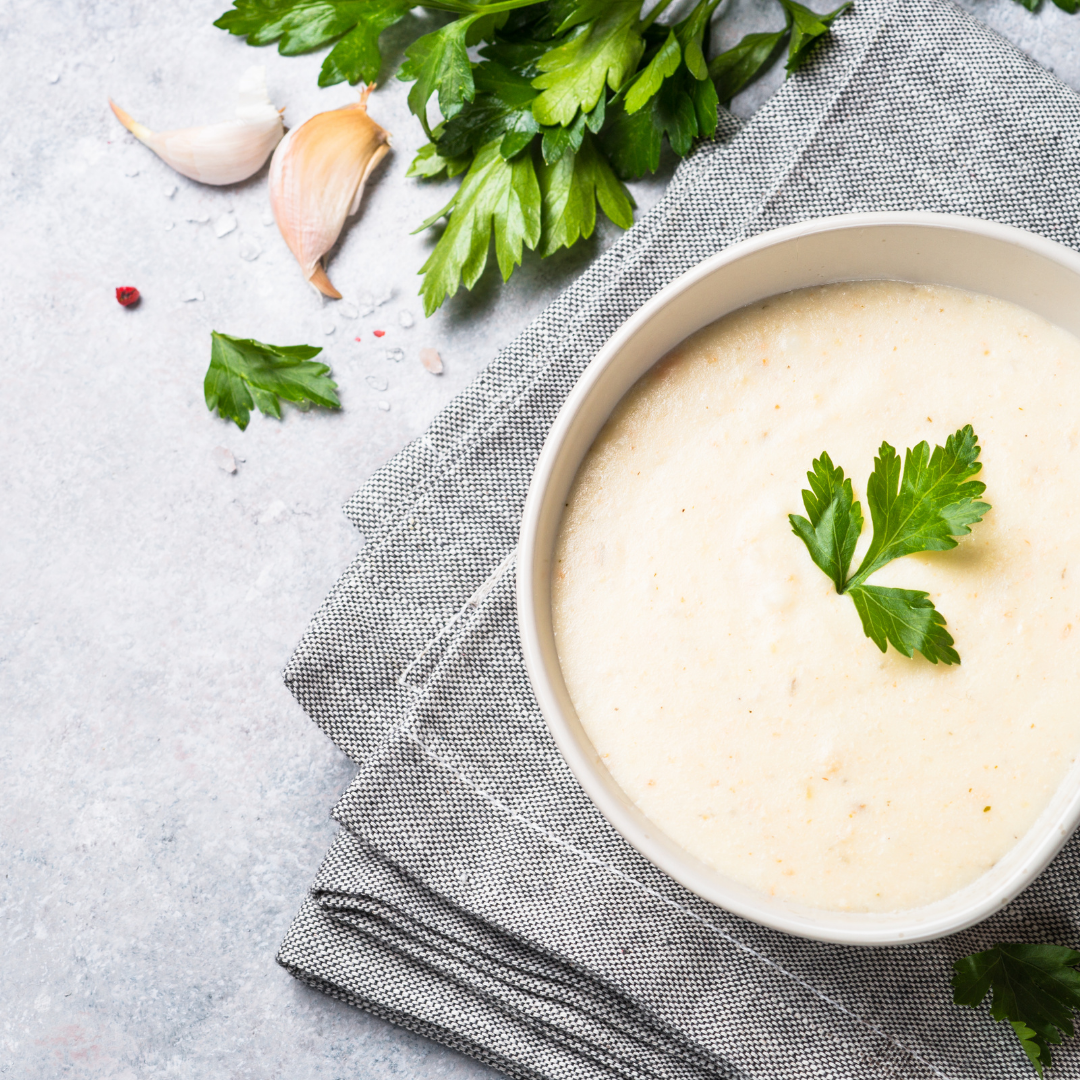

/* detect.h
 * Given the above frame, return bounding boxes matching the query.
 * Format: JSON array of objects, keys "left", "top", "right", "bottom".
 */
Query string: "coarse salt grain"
[
  {"left": 212, "top": 446, "right": 237, "bottom": 473},
  {"left": 420, "top": 347, "right": 444, "bottom": 374},
  {"left": 214, "top": 213, "right": 237, "bottom": 238},
  {"left": 238, "top": 234, "right": 262, "bottom": 261}
]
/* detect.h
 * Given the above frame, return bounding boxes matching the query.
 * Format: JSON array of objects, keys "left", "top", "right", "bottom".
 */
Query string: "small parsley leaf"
[
  {"left": 406, "top": 141, "right": 472, "bottom": 180},
  {"left": 205, "top": 333, "right": 340, "bottom": 431},
  {"left": 953, "top": 944, "right": 1080, "bottom": 1075},
  {"left": 438, "top": 71, "right": 540, "bottom": 161},
  {"left": 778, "top": 0, "right": 852, "bottom": 72},
  {"left": 214, "top": 0, "right": 361, "bottom": 53},
  {"left": 853, "top": 425, "right": 990, "bottom": 584},
  {"left": 600, "top": 67, "right": 704, "bottom": 179},
  {"left": 623, "top": 28, "right": 682, "bottom": 114},
  {"left": 709, "top": 26, "right": 790, "bottom": 103},
  {"left": 677, "top": 0, "right": 723, "bottom": 81},
  {"left": 789, "top": 427, "right": 990, "bottom": 664},
  {"left": 415, "top": 140, "right": 541, "bottom": 315},
  {"left": 532, "top": 1, "right": 644, "bottom": 127},
  {"left": 400, "top": 16, "right": 479, "bottom": 137},
  {"left": 538, "top": 130, "right": 634, "bottom": 256},
  {"left": 213, "top": 0, "right": 411, "bottom": 86},
  {"left": 788, "top": 451, "right": 862, "bottom": 592},
  {"left": 847, "top": 584, "right": 959, "bottom": 664},
  {"left": 317, "top": 0, "right": 412, "bottom": 87},
  {"left": 541, "top": 110, "right": 587, "bottom": 164}
]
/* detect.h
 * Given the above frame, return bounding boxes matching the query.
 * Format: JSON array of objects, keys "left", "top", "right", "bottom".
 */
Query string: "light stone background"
[{"left": 2, "top": 0, "right": 1078, "bottom": 1077}]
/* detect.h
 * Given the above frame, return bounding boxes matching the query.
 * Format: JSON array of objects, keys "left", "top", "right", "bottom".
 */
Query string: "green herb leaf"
[
  {"left": 439, "top": 91, "right": 541, "bottom": 160},
  {"left": 778, "top": 0, "right": 852, "bottom": 72},
  {"left": 790, "top": 426, "right": 990, "bottom": 664},
  {"left": 214, "top": 0, "right": 410, "bottom": 85},
  {"left": 1012, "top": 1020, "right": 1048, "bottom": 1075},
  {"left": 1051, "top": 0, "right": 1079, "bottom": 13},
  {"left": 478, "top": 37, "right": 550, "bottom": 78},
  {"left": 689, "top": 69, "right": 719, "bottom": 137},
  {"left": 214, "top": 0, "right": 361, "bottom": 52},
  {"left": 599, "top": 97, "right": 662, "bottom": 179},
  {"left": 204, "top": 333, "right": 340, "bottom": 431},
  {"left": 317, "top": 0, "right": 412, "bottom": 86},
  {"left": 709, "top": 26, "right": 790, "bottom": 103},
  {"left": 953, "top": 944, "right": 1080, "bottom": 1075},
  {"left": 400, "top": 15, "right": 479, "bottom": 137},
  {"left": 852, "top": 425, "right": 990, "bottom": 585},
  {"left": 538, "top": 130, "right": 634, "bottom": 256},
  {"left": 532, "top": 0, "right": 644, "bottom": 127},
  {"left": 407, "top": 141, "right": 472, "bottom": 179},
  {"left": 676, "top": 0, "right": 723, "bottom": 81},
  {"left": 600, "top": 68, "right": 702, "bottom": 179},
  {"left": 847, "top": 584, "right": 958, "bottom": 664},
  {"left": 788, "top": 451, "right": 862, "bottom": 592},
  {"left": 541, "top": 110, "right": 586, "bottom": 164},
  {"left": 624, "top": 28, "right": 682, "bottom": 114},
  {"left": 415, "top": 140, "right": 541, "bottom": 315}
]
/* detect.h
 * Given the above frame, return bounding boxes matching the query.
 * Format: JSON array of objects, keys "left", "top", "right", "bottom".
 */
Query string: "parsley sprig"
[
  {"left": 789, "top": 426, "right": 990, "bottom": 664},
  {"left": 214, "top": 0, "right": 852, "bottom": 313},
  {"left": 204, "top": 332, "right": 340, "bottom": 430},
  {"left": 954, "top": 944, "right": 1080, "bottom": 1075}
]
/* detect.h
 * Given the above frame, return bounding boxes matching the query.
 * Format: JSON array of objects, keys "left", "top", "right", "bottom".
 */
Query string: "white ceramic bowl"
[{"left": 517, "top": 212, "right": 1080, "bottom": 946}]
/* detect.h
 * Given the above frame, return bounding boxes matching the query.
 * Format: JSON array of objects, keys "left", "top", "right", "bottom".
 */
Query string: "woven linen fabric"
[{"left": 277, "top": 0, "right": 1080, "bottom": 1076}]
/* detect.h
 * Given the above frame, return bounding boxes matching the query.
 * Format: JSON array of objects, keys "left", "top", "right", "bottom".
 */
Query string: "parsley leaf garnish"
[
  {"left": 788, "top": 451, "right": 863, "bottom": 591},
  {"left": 204, "top": 332, "right": 340, "bottom": 431},
  {"left": 953, "top": 944, "right": 1080, "bottom": 1075},
  {"left": 789, "top": 426, "right": 990, "bottom": 664},
  {"left": 855, "top": 425, "right": 991, "bottom": 581}
]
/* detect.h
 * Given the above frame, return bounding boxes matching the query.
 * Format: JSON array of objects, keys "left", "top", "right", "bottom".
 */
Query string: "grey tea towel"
[{"left": 277, "top": 0, "right": 1080, "bottom": 1076}]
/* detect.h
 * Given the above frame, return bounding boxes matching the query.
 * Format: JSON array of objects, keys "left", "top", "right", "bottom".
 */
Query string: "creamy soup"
[{"left": 551, "top": 280, "right": 1080, "bottom": 912}]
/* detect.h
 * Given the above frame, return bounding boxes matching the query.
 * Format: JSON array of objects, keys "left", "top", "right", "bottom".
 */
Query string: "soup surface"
[{"left": 551, "top": 280, "right": 1080, "bottom": 912}]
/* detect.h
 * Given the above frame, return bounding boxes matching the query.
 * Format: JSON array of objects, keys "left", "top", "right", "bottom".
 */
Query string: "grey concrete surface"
[{"left": 2, "top": 1, "right": 1077, "bottom": 1077}]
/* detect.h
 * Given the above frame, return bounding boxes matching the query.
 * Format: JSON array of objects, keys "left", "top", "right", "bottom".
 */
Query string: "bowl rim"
[{"left": 516, "top": 210, "right": 1080, "bottom": 946}]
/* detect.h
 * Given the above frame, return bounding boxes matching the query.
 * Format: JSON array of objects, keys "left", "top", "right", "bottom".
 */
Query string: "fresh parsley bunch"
[{"left": 214, "top": 0, "right": 851, "bottom": 313}]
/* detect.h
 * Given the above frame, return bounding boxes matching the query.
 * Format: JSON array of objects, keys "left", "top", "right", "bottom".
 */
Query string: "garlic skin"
[
  {"left": 269, "top": 86, "right": 392, "bottom": 299},
  {"left": 109, "top": 66, "right": 284, "bottom": 186}
]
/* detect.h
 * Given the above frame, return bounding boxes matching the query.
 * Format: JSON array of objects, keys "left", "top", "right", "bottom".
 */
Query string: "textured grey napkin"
[{"left": 278, "top": 0, "right": 1080, "bottom": 1076}]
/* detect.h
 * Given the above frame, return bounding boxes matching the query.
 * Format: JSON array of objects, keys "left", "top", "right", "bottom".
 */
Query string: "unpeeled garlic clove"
[
  {"left": 268, "top": 85, "right": 391, "bottom": 300},
  {"left": 109, "top": 66, "right": 284, "bottom": 186}
]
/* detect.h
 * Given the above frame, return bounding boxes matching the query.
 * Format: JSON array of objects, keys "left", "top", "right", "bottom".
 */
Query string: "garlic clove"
[
  {"left": 268, "top": 85, "right": 391, "bottom": 299},
  {"left": 109, "top": 66, "right": 284, "bottom": 186}
]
